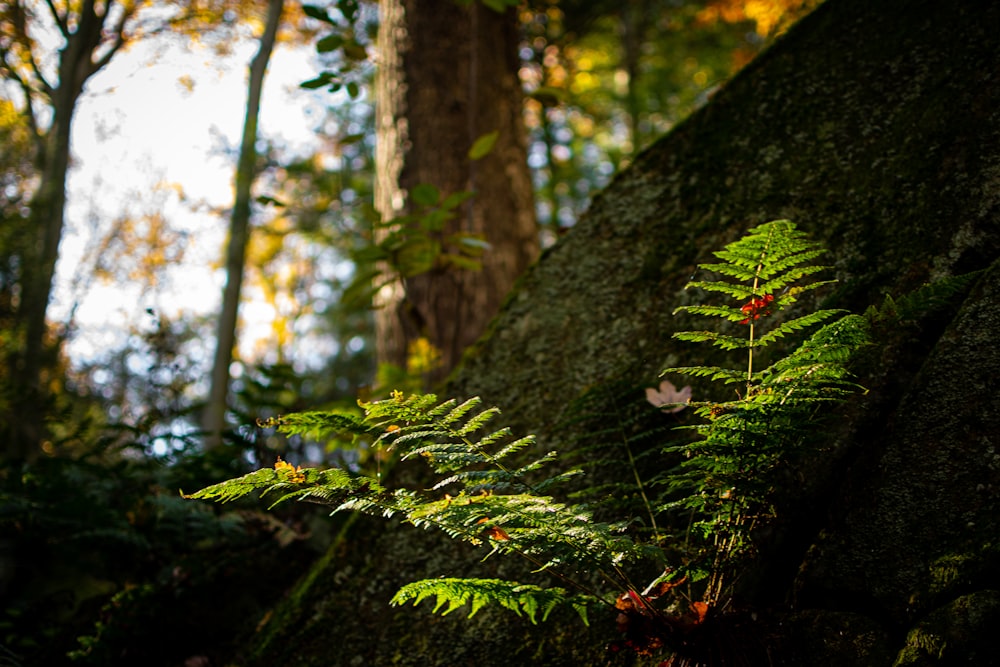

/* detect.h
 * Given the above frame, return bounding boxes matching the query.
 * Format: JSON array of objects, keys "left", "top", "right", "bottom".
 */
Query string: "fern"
[
  {"left": 662, "top": 220, "right": 870, "bottom": 603},
  {"left": 189, "top": 390, "right": 658, "bottom": 622},
  {"left": 674, "top": 220, "right": 842, "bottom": 385},
  {"left": 188, "top": 220, "right": 875, "bottom": 666},
  {"left": 867, "top": 269, "right": 985, "bottom": 324},
  {"left": 390, "top": 578, "right": 592, "bottom": 625}
]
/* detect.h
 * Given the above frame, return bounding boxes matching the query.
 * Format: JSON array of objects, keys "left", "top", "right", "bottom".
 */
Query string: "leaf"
[
  {"left": 442, "top": 254, "right": 482, "bottom": 271},
  {"left": 316, "top": 34, "right": 344, "bottom": 53},
  {"left": 337, "top": 0, "right": 360, "bottom": 22},
  {"left": 303, "top": 5, "right": 335, "bottom": 23},
  {"left": 339, "top": 132, "right": 366, "bottom": 145},
  {"left": 300, "top": 73, "right": 335, "bottom": 90},
  {"left": 410, "top": 183, "right": 441, "bottom": 207},
  {"left": 343, "top": 40, "right": 368, "bottom": 61},
  {"left": 468, "top": 130, "right": 499, "bottom": 160},
  {"left": 645, "top": 380, "right": 692, "bottom": 413},
  {"left": 346, "top": 81, "right": 360, "bottom": 99},
  {"left": 420, "top": 208, "right": 452, "bottom": 232},
  {"left": 441, "top": 190, "right": 475, "bottom": 210},
  {"left": 255, "top": 195, "right": 286, "bottom": 208}
]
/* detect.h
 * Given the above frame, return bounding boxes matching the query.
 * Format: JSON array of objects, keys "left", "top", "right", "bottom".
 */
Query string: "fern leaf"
[
  {"left": 754, "top": 309, "right": 842, "bottom": 346},
  {"left": 390, "top": 578, "right": 589, "bottom": 625},
  {"left": 269, "top": 411, "right": 376, "bottom": 439},
  {"left": 676, "top": 304, "right": 750, "bottom": 322},
  {"left": 437, "top": 396, "right": 482, "bottom": 427},
  {"left": 490, "top": 435, "right": 536, "bottom": 462},
  {"left": 664, "top": 365, "right": 745, "bottom": 383},
  {"left": 891, "top": 269, "right": 985, "bottom": 322},
  {"left": 681, "top": 280, "right": 757, "bottom": 300},
  {"left": 471, "top": 427, "right": 514, "bottom": 450},
  {"left": 184, "top": 468, "right": 279, "bottom": 503},
  {"left": 456, "top": 407, "right": 502, "bottom": 436},
  {"left": 672, "top": 330, "right": 752, "bottom": 351}
]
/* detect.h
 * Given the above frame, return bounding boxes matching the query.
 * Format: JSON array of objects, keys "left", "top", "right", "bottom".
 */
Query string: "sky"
[{"left": 55, "top": 34, "right": 329, "bottom": 367}]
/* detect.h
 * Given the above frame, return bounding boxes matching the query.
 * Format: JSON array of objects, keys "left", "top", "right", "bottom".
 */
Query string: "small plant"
[
  {"left": 188, "top": 390, "right": 654, "bottom": 624},
  {"left": 188, "top": 220, "right": 870, "bottom": 665},
  {"left": 662, "top": 219, "right": 868, "bottom": 608}
]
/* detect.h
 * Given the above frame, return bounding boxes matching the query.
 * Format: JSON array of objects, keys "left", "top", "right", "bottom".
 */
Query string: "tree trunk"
[
  {"left": 236, "top": 0, "right": 1000, "bottom": 664},
  {"left": 374, "top": 0, "right": 538, "bottom": 386},
  {"left": 6, "top": 0, "right": 113, "bottom": 461},
  {"left": 203, "top": 0, "right": 284, "bottom": 449}
]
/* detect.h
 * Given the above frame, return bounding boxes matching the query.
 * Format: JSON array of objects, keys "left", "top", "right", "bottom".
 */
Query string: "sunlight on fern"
[{"left": 188, "top": 219, "right": 875, "bottom": 666}]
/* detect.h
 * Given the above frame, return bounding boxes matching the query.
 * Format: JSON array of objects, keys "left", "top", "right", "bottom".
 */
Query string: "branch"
[
  {"left": 3, "top": 1, "right": 54, "bottom": 94},
  {"left": 42, "top": 0, "right": 69, "bottom": 37},
  {"left": 0, "top": 44, "right": 42, "bottom": 140},
  {"left": 90, "top": 0, "right": 137, "bottom": 75}
]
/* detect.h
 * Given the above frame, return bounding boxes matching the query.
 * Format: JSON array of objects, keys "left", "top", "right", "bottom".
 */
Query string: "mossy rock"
[
  {"left": 779, "top": 609, "right": 896, "bottom": 666},
  {"left": 893, "top": 591, "right": 1000, "bottom": 666}
]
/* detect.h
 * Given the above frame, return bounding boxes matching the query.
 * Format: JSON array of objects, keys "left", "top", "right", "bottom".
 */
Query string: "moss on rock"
[{"left": 893, "top": 591, "right": 1000, "bottom": 666}]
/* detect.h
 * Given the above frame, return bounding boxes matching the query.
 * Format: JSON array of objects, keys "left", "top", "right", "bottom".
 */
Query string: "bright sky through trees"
[{"left": 53, "top": 35, "right": 323, "bottom": 367}]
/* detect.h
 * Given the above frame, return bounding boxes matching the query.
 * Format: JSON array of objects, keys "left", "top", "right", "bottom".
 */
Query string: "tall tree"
[
  {"left": 374, "top": 0, "right": 538, "bottom": 385},
  {"left": 0, "top": 0, "right": 250, "bottom": 460},
  {"left": 203, "top": 0, "right": 285, "bottom": 449},
  {"left": 0, "top": 0, "right": 143, "bottom": 459}
]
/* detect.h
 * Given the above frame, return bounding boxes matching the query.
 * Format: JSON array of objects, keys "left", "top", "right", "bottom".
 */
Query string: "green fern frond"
[
  {"left": 390, "top": 578, "right": 592, "bottom": 625},
  {"left": 262, "top": 411, "right": 376, "bottom": 439},
  {"left": 672, "top": 330, "right": 753, "bottom": 351},
  {"left": 456, "top": 406, "right": 502, "bottom": 436},
  {"left": 754, "top": 308, "right": 842, "bottom": 345},
  {"left": 184, "top": 468, "right": 279, "bottom": 504},
  {"left": 871, "top": 269, "right": 985, "bottom": 324},
  {"left": 681, "top": 280, "right": 758, "bottom": 300},
  {"left": 490, "top": 435, "right": 537, "bottom": 463},
  {"left": 678, "top": 305, "right": 750, "bottom": 322},
  {"left": 660, "top": 220, "right": 873, "bottom": 606},
  {"left": 696, "top": 220, "right": 827, "bottom": 288},
  {"left": 436, "top": 397, "right": 482, "bottom": 426},
  {"left": 665, "top": 366, "right": 746, "bottom": 383}
]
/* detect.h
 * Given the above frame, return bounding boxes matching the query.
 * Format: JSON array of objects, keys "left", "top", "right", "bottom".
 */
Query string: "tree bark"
[
  {"left": 374, "top": 0, "right": 538, "bottom": 386},
  {"left": 203, "top": 0, "right": 284, "bottom": 449}
]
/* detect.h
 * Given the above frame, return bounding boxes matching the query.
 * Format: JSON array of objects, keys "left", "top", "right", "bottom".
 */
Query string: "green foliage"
[
  {"left": 662, "top": 220, "right": 870, "bottom": 602},
  {"left": 191, "top": 393, "right": 648, "bottom": 594},
  {"left": 300, "top": 2, "right": 372, "bottom": 96},
  {"left": 342, "top": 183, "right": 488, "bottom": 307},
  {"left": 0, "top": 442, "right": 316, "bottom": 666},
  {"left": 190, "top": 220, "right": 871, "bottom": 664},
  {"left": 866, "top": 269, "right": 986, "bottom": 325},
  {"left": 672, "top": 220, "right": 840, "bottom": 361},
  {"left": 391, "top": 578, "right": 588, "bottom": 625}
]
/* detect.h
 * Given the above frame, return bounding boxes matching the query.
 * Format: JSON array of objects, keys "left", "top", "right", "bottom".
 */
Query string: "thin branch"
[
  {"left": 42, "top": 0, "right": 69, "bottom": 37},
  {"left": 0, "top": 47, "right": 42, "bottom": 141},
  {"left": 90, "top": 0, "right": 136, "bottom": 74},
  {"left": 4, "top": 1, "right": 54, "bottom": 94}
]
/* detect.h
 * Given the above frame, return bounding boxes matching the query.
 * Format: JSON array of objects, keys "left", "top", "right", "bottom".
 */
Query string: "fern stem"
[{"left": 611, "top": 392, "right": 661, "bottom": 545}]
